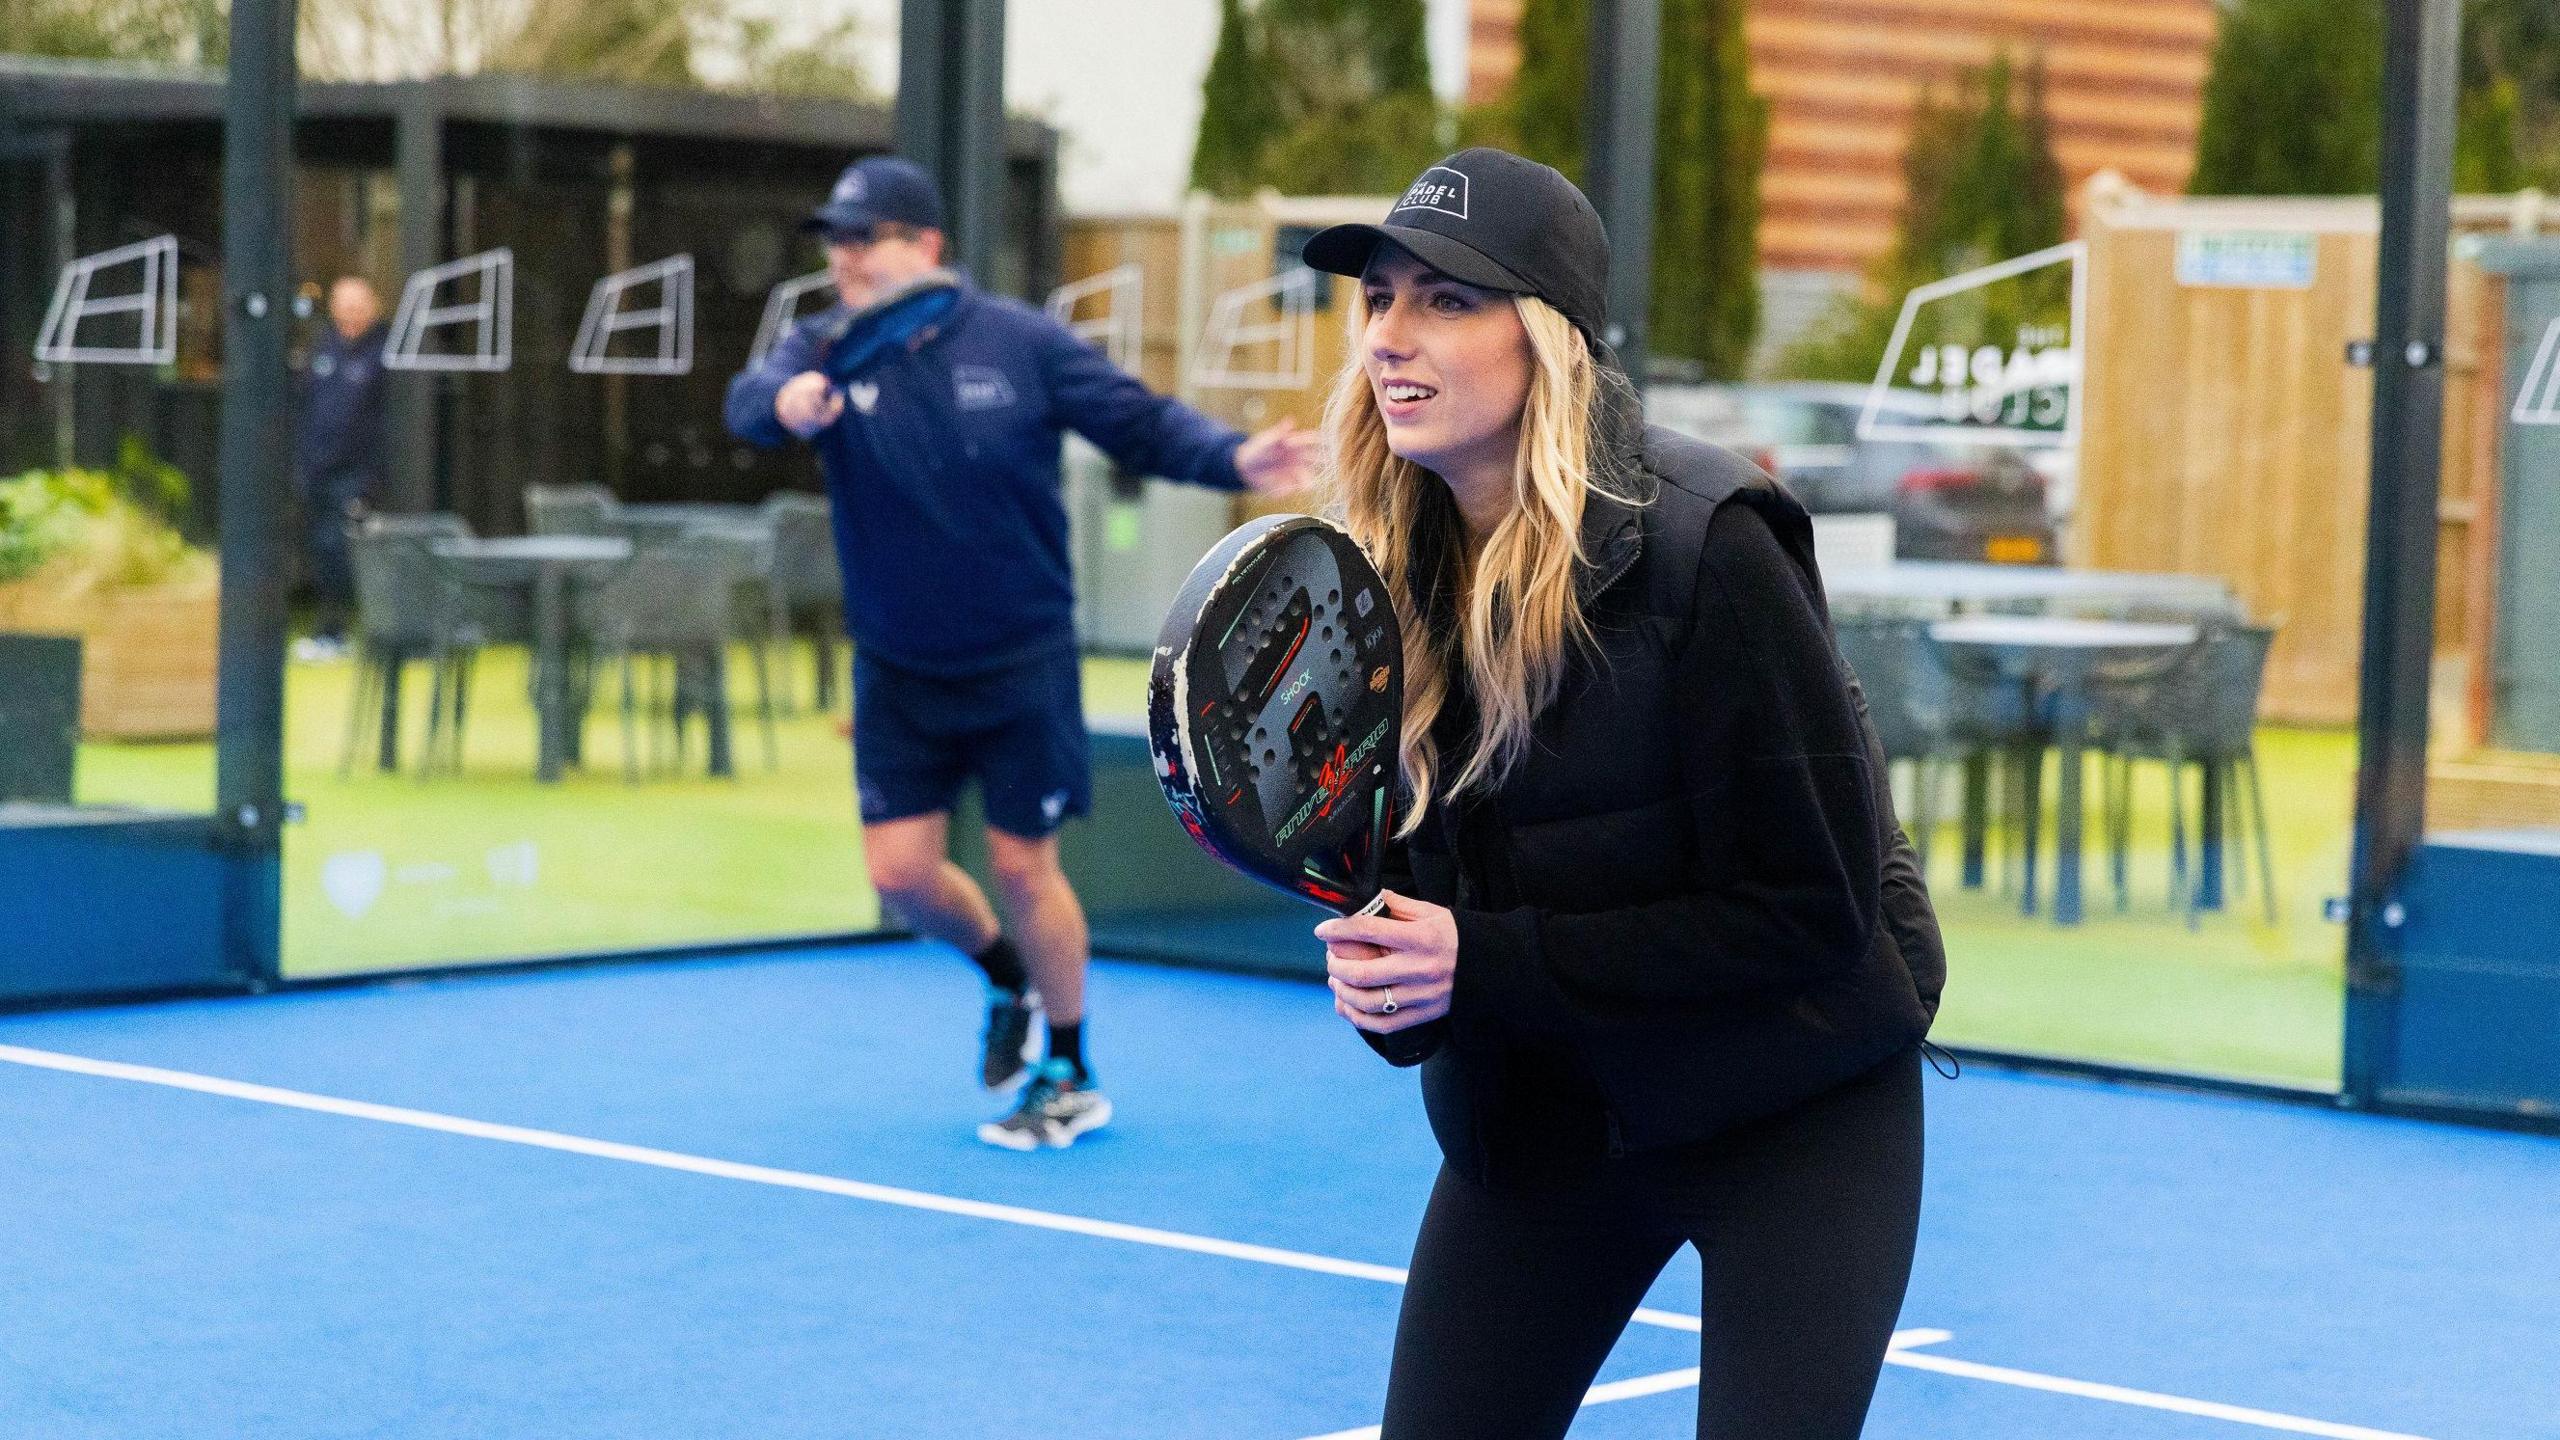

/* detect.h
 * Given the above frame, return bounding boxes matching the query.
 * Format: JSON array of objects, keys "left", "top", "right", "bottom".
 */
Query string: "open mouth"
[{"left": 1379, "top": 379, "right": 1438, "bottom": 412}]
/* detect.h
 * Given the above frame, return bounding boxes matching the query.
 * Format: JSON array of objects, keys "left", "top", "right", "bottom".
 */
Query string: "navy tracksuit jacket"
[{"left": 724, "top": 277, "right": 1246, "bottom": 676}]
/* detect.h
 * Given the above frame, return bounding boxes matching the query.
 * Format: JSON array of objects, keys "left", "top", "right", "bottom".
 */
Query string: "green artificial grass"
[
  {"left": 78, "top": 643, "right": 883, "bottom": 977},
  {"left": 72, "top": 648, "right": 2353, "bottom": 1086},
  {"left": 1913, "top": 727, "right": 2353, "bottom": 1088}
]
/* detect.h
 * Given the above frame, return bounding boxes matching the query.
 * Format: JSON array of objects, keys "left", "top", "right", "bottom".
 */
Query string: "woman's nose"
[{"left": 1367, "top": 305, "right": 1414, "bottom": 363}]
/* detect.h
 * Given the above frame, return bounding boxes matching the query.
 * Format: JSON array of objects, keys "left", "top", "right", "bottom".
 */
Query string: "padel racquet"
[{"left": 1148, "top": 515, "right": 1402, "bottom": 916}]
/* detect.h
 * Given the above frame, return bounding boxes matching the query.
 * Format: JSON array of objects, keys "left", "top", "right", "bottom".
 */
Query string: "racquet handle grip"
[{"left": 1352, "top": 892, "right": 1390, "bottom": 918}]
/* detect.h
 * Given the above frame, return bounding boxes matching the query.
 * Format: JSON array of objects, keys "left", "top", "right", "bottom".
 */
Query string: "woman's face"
[{"left": 1359, "top": 248, "right": 1534, "bottom": 494}]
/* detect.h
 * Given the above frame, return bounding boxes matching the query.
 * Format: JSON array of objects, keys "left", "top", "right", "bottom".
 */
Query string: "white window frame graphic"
[
  {"left": 1858, "top": 240, "right": 2087, "bottom": 448},
  {"left": 1046, "top": 264, "right": 1145, "bottom": 372},
  {"left": 2512, "top": 316, "right": 2560, "bottom": 427},
  {"left": 570, "top": 254, "right": 694, "bottom": 376},
  {"left": 1190, "top": 267, "right": 1319, "bottom": 392},
  {"left": 385, "top": 248, "right": 514, "bottom": 373},
  {"left": 751, "top": 270, "right": 838, "bottom": 368},
  {"left": 34, "top": 234, "right": 179, "bottom": 366}
]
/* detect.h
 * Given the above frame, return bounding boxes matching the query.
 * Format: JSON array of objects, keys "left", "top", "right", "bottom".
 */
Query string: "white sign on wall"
[{"left": 2175, "top": 231, "right": 2318, "bottom": 290}]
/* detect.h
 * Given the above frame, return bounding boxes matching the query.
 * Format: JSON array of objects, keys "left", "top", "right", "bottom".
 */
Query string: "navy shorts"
[{"left": 852, "top": 648, "right": 1092, "bottom": 839}]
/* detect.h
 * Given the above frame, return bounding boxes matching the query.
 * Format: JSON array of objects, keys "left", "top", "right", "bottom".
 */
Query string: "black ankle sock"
[
  {"left": 970, "top": 936, "right": 1028, "bottom": 996},
  {"left": 1047, "top": 1021, "right": 1085, "bottom": 1079}
]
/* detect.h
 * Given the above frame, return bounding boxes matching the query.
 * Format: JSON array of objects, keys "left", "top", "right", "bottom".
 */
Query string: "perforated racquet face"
[{"left": 1148, "top": 516, "right": 1401, "bottom": 914}]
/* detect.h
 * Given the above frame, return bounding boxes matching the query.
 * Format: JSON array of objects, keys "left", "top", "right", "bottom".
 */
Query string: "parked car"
[{"left": 1644, "top": 381, "right": 2061, "bottom": 565}]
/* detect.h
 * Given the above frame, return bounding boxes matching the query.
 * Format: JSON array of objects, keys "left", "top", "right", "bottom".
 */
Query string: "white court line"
[
  {"left": 0, "top": 1043, "right": 1407, "bottom": 1286},
  {"left": 0, "top": 1044, "right": 2434, "bottom": 1440},
  {"left": 1885, "top": 1349, "right": 2431, "bottom": 1440}
]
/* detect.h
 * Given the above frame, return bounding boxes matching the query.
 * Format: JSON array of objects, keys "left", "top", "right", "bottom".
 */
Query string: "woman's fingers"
[
  {"left": 1328, "top": 973, "right": 1446, "bottom": 1015},
  {"left": 1324, "top": 948, "right": 1444, "bottom": 991},
  {"left": 1332, "top": 982, "right": 1445, "bottom": 1033},
  {"left": 1375, "top": 890, "right": 1441, "bottom": 922},
  {"left": 1312, "top": 907, "right": 1421, "bottom": 949},
  {"left": 1317, "top": 890, "right": 1455, "bottom": 1031}
]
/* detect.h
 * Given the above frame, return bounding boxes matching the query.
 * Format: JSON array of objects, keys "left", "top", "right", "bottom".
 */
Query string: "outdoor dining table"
[
  {"left": 1828, "top": 561, "right": 2235, "bottom": 617},
  {"left": 430, "top": 535, "right": 634, "bottom": 783},
  {"left": 615, "top": 502, "right": 767, "bottom": 549},
  {"left": 1928, "top": 615, "right": 2201, "bottom": 926}
]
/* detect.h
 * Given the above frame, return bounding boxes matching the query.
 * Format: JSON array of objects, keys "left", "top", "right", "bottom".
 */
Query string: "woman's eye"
[
  {"left": 1430, "top": 293, "right": 1468, "bottom": 314},
  {"left": 1365, "top": 291, "right": 1393, "bottom": 311}
]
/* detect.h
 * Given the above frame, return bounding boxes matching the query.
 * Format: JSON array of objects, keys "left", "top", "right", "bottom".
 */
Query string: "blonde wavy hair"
[{"left": 1323, "top": 290, "right": 1637, "bottom": 834}]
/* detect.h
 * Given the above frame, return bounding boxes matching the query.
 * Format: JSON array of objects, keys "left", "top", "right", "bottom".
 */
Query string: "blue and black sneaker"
[
  {"left": 980, "top": 989, "right": 1040, "bottom": 1090},
  {"left": 977, "top": 1057, "right": 1111, "bottom": 1151}
]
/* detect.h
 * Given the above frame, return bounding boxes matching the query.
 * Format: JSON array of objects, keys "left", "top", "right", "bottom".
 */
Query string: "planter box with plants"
[{"left": 0, "top": 441, "right": 219, "bottom": 742}]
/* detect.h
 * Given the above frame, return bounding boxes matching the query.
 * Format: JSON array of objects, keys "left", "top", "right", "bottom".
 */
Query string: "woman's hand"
[{"left": 1315, "top": 891, "right": 1457, "bottom": 1034}]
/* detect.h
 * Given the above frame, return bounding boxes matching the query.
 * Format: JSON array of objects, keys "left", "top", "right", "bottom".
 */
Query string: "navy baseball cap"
[
  {"left": 1301, "top": 147, "right": 1611, "bottom": 342},
  {"left": 804, "top": 155, "right": 944, "bottom": 236}
]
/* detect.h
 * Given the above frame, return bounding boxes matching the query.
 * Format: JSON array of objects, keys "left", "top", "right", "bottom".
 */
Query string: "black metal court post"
[
  {"left": 2344, "top": 0, "right": 2464, "bottom": 1104},
  {"left": 896, "top": 0, "right": 1008, "bottom": 286},
  {"left": 1585, "top": 0, "right": 1659, "bottom": 389},
  {"left": 389, "top": 92, "right": 442, "bottom": 513},
  {"left": 211, "top": 0, "right": 299, "bottom": 984}
]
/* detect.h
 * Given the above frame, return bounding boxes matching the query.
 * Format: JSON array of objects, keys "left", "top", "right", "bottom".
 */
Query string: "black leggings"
[{"left": 1380, "top": 1048, "right": 1924, "bottom": 1440}]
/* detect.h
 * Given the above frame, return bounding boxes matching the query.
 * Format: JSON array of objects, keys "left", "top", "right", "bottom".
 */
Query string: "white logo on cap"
[
  {"left": 834, "top": 173, "right": 867, "bottom": 203},
  {"left": 1393, "top": 167, "right": 1470, "bottom": 222}
]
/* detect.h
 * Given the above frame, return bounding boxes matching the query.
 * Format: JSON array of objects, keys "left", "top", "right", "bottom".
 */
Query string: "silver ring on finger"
[{"left": 1378, "top": 985, "right": 1397, "bottom": 1015}]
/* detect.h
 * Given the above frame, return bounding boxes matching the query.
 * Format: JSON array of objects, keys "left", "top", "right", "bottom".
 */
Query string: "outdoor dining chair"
[
  {"left": 579, "top": 531, "right": 778, "bottom": 782},
  {"left": 760, "top": 491, "right": 842, "bottom": 713},
  {"left": 2093, "top": 622, "right": 2282, "bottom": 926},
  {"left": 1832, "top": 613, "right": 2051, "bottom": 883},
  {"left": 340, "top": 514, "right": 481, "bottom": 778}
]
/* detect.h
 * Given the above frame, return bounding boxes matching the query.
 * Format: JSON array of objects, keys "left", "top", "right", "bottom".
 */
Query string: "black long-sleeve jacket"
[{"left": 1366, "top": 422, "right": 1946, "bottom": 1184}]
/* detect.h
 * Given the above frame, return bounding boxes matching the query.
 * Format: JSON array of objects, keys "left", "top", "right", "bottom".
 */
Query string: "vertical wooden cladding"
[
  {"left": 1469, "top": 0, "right": 1528, "bottom": 108},
  {"left": 1459, "top": 0, "right": 2220, "bottom": 274},
  {"left": 2076, "top": 195, "right": 2535, "bottom": 729},
  {"left": 1744, "top": 0, "right": 2217, "bottom": 272},
  {"left": 2440, "top": 257, "right": 2500, "bottom": 700}
]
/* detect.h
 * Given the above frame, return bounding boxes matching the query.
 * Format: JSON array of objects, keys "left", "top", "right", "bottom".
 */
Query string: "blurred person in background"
[
  {"left": 725, "top": 155, "right": 1317, "bottom": 1150},
  {"left": 292, "top": 275, "right": 389, "bottom": 663}
]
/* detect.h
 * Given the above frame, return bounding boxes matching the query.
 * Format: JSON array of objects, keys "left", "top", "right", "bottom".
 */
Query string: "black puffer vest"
[{"left": 1370, "top": 424, "right": 1946, "bottom": 1183}]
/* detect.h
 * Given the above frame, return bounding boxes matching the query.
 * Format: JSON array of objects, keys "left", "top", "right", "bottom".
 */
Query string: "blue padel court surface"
[{"left": 2, "top": 941, "right": 2552, "bottom": 1440}]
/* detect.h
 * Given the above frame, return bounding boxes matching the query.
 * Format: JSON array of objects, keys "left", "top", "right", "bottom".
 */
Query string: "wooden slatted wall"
[
  {"left": 1465, "top": 0, "right": 2219, "bottom": 277},
  {"left": 2077, "top": 192, "right": 2536, "bottom": 728}
]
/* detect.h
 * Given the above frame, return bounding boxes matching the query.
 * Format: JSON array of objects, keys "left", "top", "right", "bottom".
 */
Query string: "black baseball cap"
[
  {"left": 1300, "top": 147, "right": 1611, "bottom": 341},
  {"left": 803, "top": 155, "right": 944, "bottom": 236}
]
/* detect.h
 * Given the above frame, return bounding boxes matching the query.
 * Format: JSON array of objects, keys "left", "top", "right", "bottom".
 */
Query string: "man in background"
[
  {"left": 726, "top": 155, "right": 1315, "bottom": 1149},
  {"left": 293, "top": 275, "right": 390, "bottom": 662}
]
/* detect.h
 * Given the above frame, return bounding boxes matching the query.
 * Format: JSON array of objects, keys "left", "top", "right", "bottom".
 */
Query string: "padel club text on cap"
[{"left": 1300, "top": 147, "right": 1612, "bottom": 342}]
